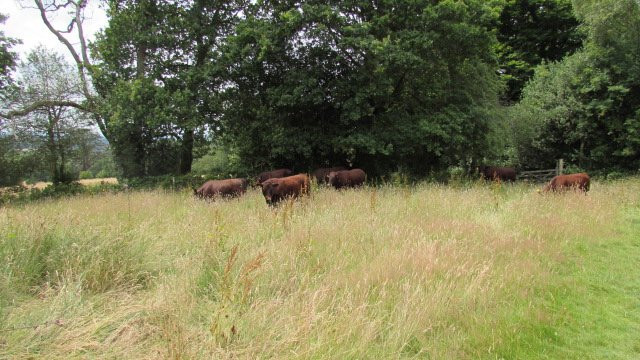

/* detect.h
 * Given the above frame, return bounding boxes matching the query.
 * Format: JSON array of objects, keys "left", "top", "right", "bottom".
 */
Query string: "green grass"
[
  {"left": 542, "top": 205, "right": 640, "bottom": 359},
  {"left": 0, "top": 179, "right": 639, "bottom": 358}
]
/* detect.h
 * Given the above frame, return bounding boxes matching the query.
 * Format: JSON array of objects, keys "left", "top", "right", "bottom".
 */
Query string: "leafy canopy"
[{"left": 222, "top": 0, "right": 502, "bottom": 175}]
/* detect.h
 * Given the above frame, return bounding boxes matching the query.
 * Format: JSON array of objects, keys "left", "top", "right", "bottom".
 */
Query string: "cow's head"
[
  {"left": 239, "top": 178, "right": 249, "bottom": 190},
  {"left": 541, "top": 183, "right": 551, "bottom": 193},
  {"left": 260, "top": 179, "right": 279, "bottom": 205},
  {"left": 326, "top": 171, "right": 338, "bottom": 186}
]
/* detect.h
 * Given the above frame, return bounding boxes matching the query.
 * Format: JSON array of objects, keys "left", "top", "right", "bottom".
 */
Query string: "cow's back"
[
  {"left": 545, "top": 173, "right": 590, "bottom": 192},
  {"left": 312, "top": 166, "right": 348, "bottom": 183},
  {"left": 329, "top": 169, "right": 366, "bottom": 189},
  {"left": 196, "top": 178, "right": 248, "bottom": 198},
  {"left": 257, "top": 168, "right": 294, "bottom": 185},
  {"left": 481, "top": 166, "right": 516, "bottom": 181},
  {"left": 260, "top": 173, "right": 310, "bottom": 205}
]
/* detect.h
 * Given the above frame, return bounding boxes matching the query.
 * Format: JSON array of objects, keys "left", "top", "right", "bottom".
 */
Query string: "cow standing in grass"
[
  {"left": 327, "top": 169, "right": 366, "bottom": 189},
  {"left": 194, "top": 178, "right": 248, "bottom": 199},
  {"left": 542, "top": 173, "right": 590, "bottom": 193},
  {"left": 312, "top": 166, "right": 348, "bottom": 184},
  {"left": 256, "top": 168, "right": 294, "bottom": 186},
  {"left": 260, "top": 174, "right": 311, "bottom": 205},
  {"left": 479, "top": 165, "right": 517, "bottom": 182}
]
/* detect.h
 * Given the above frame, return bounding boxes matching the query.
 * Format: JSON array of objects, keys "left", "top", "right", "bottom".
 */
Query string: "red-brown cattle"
[
  {"left": 260, "top": 173, "right": 311, "bottom": 205},
  {"left": 256, "top": 168, "right": 294, "bottom": 186},
  {"left": 312, "top": 166, "right": 348, "bottom": 184},
  {"left": 542, "top": 173, "right": 590, "bottom": 193},
  {"left": 327, "top": 169, "right": 366, "bottom": 189},
  {"left": 479, "top": 165, "right": 517, "bottom": 182},
  {"left": 194, "top": 178, "right": 248, "bottom": 199}
]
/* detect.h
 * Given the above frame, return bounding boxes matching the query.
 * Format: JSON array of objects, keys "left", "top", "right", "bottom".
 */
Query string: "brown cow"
[
  {"left": 260, "top": 173, "right": 311, "bottom": 205},
  {"left": 312, "top": 166, "right": 348, "bottom": 184},
  {"left": 327, "top": 169, "right": 366, "bottom": 189},
  {"left": 256, "top": 168, "right": 294, "bottom": 186},
  {"left": 479, "top": 165, "right": 517, "bottom": 182},
  {"left": 542, "top": 173, "right": 590, "bottom": 193},
  {"left": 194, "top": 178, "right": 248, "bottom": 199}
]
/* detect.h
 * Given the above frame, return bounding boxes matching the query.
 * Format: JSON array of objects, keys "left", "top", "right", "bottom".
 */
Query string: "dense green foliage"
[
  {"left": 3, "top": 0, "right": 639, "bottom": 179},
  {"left": 92, "top": 0, "right": 244, "bottom": 177},
  {"left": 222, "top": 0, "right": 501, "bottom": 175},
  {"left": 0, "top": 14, "right": 19, "bottom": 92},
  {"left": 0, "top": 135, "right": 45, "bottom": 186},
  {"left": 513, "top": 0, "right": 640, "bottom": 171},
  {"left": 495, "top": 0, "right": 584, "bottom": 102}
]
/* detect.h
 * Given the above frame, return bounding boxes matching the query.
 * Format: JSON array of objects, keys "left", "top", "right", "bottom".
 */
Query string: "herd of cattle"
[{"left": 194, "top": 165, "right": 591, "bottom": 205}]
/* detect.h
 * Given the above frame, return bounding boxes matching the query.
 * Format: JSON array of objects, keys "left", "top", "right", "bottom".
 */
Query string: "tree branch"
[
  {"left": 75, "top": 0, "right": 92, "bottom": 69},
  {"left": 32, "top": 0, "right": 106, "bottom": 138},
  {"left": 34, "top": 0, "right": 83, "bottom": 66},
  {"left": 1, "top": 100, "right": 87, "bottom": 119}
]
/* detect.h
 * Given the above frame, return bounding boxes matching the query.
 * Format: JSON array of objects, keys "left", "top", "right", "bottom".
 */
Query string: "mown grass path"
[
  {"left": 495, "top": 187, "right": 640, "bottom": 359},
  {"left": 544, "top": 205, "right": 640, "bottom": 359}
]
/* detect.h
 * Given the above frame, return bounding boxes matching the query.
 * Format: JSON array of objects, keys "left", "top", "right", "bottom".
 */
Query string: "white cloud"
[{"left": 3, "top": 0, "right": 108, "bottom": 62}]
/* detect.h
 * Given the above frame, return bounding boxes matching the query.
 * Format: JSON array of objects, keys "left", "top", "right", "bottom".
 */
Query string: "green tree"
[
  {"left": 88, "top": 145, "right": 118, "bottom": 178},
  {"left": 0, "top": 13, "right": 19, "bottom": 92},
  {"left": 496, "top": 0, "right": 584, "bottom": 102},
  {"left": 0, "top": 133, "right": 47, "bottom": 185},
  {"left": 0, "top": 13, "right": 22, "bottom": 185},
  {"left": 0, "top": 13, "right": 20, "bottom": 134},
  {"left": 1, "top": 1, "right": 113, "bottom": 179},
  {"left": 92, "top": 0, "right": 245, "bottom": 176},
  {"left": 8, "top": 47, "right": 90, "bottom": 183},
  {"left": 222, "top": 0, "right": 502, "bottom": 176},
  {"left": 514, "top": 0, "right": 640, "bottom": 171}
]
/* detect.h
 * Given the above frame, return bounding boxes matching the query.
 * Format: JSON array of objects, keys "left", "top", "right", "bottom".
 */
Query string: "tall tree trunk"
[
  {"left": 579, "top": 138, "right": 585, "bottom": 169},
  {"left": 179, "top": 128, "right": 194, "bottom": 174},
  {"left": 46, "top": 126, "right": 59, "bottom": 183},
  {"left": 56, "top": 126, "right": 66, "bottom": 183},
  {"left": 112, "top": 127, "right": 147, "bottom": 178}
]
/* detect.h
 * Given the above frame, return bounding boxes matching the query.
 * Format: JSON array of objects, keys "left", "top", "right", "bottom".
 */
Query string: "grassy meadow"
[{"left": 1, "top": 179, "right": 640, "bottom": 358}]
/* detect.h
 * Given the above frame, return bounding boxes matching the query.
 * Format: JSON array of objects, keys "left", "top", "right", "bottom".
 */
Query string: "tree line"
[{"left": 1, "top": 0, "right": 638, "bottom": 185}]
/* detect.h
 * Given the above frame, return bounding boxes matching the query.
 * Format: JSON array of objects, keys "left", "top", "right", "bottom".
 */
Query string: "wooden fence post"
[{"left": 556, "top": 159, "right": 564, "bottom": 176}]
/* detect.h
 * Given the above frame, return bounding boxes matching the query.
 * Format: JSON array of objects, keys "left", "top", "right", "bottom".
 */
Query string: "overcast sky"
[{"left": 3, "top": 0, "right": 108, "bottom": 62}]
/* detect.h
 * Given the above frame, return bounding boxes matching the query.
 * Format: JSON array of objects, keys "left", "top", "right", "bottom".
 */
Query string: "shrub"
[
  {"left": 79, "top": 170, "right": 93, "bottom": 179},
  {"left": 96, "top": 169, "right": 111, "bottom": 178},
  {"left": 124, "top": 174, "right": 205, "bottom": 190}
]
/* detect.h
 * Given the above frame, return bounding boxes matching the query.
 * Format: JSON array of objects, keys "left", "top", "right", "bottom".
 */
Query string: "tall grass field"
[{"left": 1, "top": 179, "right": 639, "bottom": 358}]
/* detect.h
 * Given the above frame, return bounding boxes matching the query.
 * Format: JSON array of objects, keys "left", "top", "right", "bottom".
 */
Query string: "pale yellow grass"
[
  {"left": 21, "top": 180, "right": 51, "bottom": 190},
  {"left": 77, "top": 177, "right": 119, "bottom": 186},
  {"left": 1, "top": 178, "right": 119, "bottom": 193},
  {"left": 0, "top": 180, "right": 637, "bottom": 358}
]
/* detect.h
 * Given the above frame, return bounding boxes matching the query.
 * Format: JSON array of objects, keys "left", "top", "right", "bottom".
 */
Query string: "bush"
[
  {"left": 191, "top": 145, "right": 249, "bottom": 178},
  {"left": 606, "top": 171, "right": 626, "bottom": 180},
  {"left": 79, "top": 170, "right": 93, "bottom": 179},
  {"left": 89, "top": 153, "right": 119, "bottom": 178},
  {"left": 96, "top": 169, "right": 111, "bottom": 178},
  {"left": 124, "top": 174, "right": 206, "bottom": 190}
]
